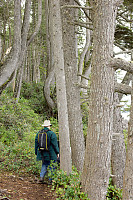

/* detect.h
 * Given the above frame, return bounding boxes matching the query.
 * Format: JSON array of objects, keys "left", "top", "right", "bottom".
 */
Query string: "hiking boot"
[
  {"left": 39, "top": 177, "right": 44, "bottom": 182},
  {"left": 48, "top": 180, "right": 52, "bottom": 185}
]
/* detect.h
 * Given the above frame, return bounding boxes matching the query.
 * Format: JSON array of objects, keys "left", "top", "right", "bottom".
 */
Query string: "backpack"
[{"left": 38, "top": 129, "right": 49, "bottom": 151}]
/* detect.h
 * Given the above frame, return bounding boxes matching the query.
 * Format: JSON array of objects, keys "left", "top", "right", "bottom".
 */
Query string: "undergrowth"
[{"left": 0, "top": 89, "right": 123, "bottom": 200}]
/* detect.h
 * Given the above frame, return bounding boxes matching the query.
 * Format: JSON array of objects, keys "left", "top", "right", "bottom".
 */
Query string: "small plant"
[
  {"left": 106, "top": 179, "right": 122, "bottom": 200},
  {"left": 47, "top": 164, "right": 90, "bottom": 200}
]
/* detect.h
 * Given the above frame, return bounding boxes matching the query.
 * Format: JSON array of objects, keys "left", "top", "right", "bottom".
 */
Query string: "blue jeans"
[
  {"left": 40, "top": 160, "right": 56, "bottom": 180},
  {"left": 40, "top": 160, "right": 50, "bottom": 178}
]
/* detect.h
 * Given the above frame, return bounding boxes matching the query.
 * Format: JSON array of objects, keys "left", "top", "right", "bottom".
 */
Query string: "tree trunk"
[
  {"left": 51, "top": 0, "right": 72, "bottom": 175},
  {"left": 122, "top": 57, "right": 133, "bottom": 199},
  {"left": 111, "top": 92, "right": 126, "bottom": 189},
  {"left": 0, "top": 0, "right": 21, "bottom": 92},
  {"left": 81, "top": 0, "right": 117, "bottom": 199},
  {"left": 44, "top": 0, "right": 55, "bottom": 110},
  {"left": 61, "top": 0, "right": 85, "bottom": 171}
]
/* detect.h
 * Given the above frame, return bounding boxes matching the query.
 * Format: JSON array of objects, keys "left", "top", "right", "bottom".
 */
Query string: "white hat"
[{"left": 42, "top": 120, "right": 52, "bottom": 127}]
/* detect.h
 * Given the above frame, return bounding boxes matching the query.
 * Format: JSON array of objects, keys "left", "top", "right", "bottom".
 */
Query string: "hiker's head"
[{"left": 42, "top": 120, "right": 52, "bottom": 128}]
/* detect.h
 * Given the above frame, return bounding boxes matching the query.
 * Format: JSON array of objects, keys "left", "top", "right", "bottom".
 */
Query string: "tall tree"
[
  {"left": 81, "top": 0, "right": 119, "bottom": 199},
  {"left": 13, "top": 0, "right": 42, "bottom": 102},
  {"left": 50, "top": 0, "right": 72, "bottom": 174},
  {"left": 61, "top": 0, "right": 85, "bottom": 171}
]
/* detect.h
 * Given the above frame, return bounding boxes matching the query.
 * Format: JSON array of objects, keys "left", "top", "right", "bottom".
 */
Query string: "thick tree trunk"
[
  {"left": 81, "top": 0, "right": 117, "bottom": 199},
  {"left": 61, "top": 0, "right": 85, "bottom": 171},
  {"left": 111, "top": 92, "right": 126, "bottom": 189},
  {"left": 51, "top": 0, "right": 72, "bottom": 174}
]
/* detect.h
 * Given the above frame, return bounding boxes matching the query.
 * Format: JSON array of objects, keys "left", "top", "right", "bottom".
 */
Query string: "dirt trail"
[{"left": 0, "top": 172, "right": 57, "bottom": 200}]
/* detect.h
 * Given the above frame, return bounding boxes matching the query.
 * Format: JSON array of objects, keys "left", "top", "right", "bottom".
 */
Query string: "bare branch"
[
  {"left": 61, "top": 5, "right": 92, "bottom": 10},
  {"left": 110, "top": 58, "right": 133, "bottom": 73},
  {"left": 78, "top": 73, "right": 90, "bottom": 81},
  {"left": 74, "top": 0, "right": 92, "bottom": 21},
  {"left": 74, "top": 21, "right": 93, "bottom": 30},
  {"left": 115, "top": 82, "right": 131, "bottom": 95},
  {"left": 114, "top": 50, "right": 132, "bottom": 56},
  {"left": 118, "top": 72, "right": 132, "bottom": 101},
  {"left": 119, "top": 13, "right": 133, "bottom": 23}
]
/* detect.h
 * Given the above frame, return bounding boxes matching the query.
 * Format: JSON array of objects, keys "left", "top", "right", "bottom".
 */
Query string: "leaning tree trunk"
[
  {"left": 0, "top": 0, "right": 21, "bottom": 93},
  {"left": 81, "top": 0, "right": 118, "bottom": 199},
  {"left": 44, "top": 0, "right": 56, "bottom": 110},
  {"left": 111, "top": 92, "right": 126, "bottom": 189},
  {"left": 61, "top": 0, "right": 85, "bottom": 172},
  {"left": 51, "top": 0, "right": 72, "bottom": 175}
]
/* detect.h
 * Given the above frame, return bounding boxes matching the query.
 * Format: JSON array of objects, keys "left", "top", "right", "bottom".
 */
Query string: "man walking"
[{"left": 35, "top": 120, "right": 59, "bottom": 184}]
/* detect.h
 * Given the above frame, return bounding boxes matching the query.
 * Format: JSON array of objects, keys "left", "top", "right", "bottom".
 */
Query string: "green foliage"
[
  {"left": 0, "top": 140, "right": 41, "bottom": 175},
  {"left": 0, "top": 90, "right": 42, "bottom": 144},
  {"left": 106, "top": 179, "right": 122, "bottom": 200},
  {"left": 0, "top": 90, "right": 43, "bottom": 174},
  {"left": 47, "top": 164, "right": 90, "bottom": 200},
  {"left": 20, "top": 81, "right": 47, "bottom": 115}
]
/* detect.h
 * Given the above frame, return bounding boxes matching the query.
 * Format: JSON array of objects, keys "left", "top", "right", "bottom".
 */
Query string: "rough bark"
[
  {"left": 81, "top": 0, "right": 117, "bottom": 199},
  {"left": 51, "top": 0, "right": 72, "bottom": 174},
  {"left": 61, "top": 0, "right": 85, "bottom": 172},
  {"left": 111, "top": 92, "right": 126, "bottom": 189}
]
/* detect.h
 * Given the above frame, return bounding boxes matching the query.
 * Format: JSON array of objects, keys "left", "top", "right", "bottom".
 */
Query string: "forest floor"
[{"left": 0, "top": 171, "right": 57, "bottom": 200}]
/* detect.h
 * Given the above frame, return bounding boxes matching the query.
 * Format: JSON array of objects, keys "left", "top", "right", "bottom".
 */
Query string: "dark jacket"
[{"left": 35, "top": 127, "right": 59, "bottom": 161}]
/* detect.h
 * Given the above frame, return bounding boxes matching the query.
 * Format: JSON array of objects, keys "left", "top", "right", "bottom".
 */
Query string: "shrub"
[
  {"left": 47, "top": 164, "right": 90, "bottom": 200},
  {"left": 106, "top": 178, "right": 122, "bottom": 200}
]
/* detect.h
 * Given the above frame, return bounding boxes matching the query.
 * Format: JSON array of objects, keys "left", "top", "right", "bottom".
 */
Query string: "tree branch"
[
  {"left": 78, "top": 73, "right": 90, "bottom": 81},
  {"left": 74, "top": 0, "right": 92, "bottom": 21},
  {"left": 115, "top": 82, "right": 131, "bottom": 95},
  {"left": 61, "top": 5, "right": 92, "bottom": 10},
  {"left": 110, "top": 58, "right": 133, "bottom": 73},
  {"left": 114, "top": 50, "right": 132, "bottom": 56},
  {"left": 119, "top": 13, "right": 133, "bottom": 23},
  {"left": 118, "top": 72, "right": 132, "bottom": 100},
  {"left": 74, "top": 21, "right": 93, "bottom": 30}
]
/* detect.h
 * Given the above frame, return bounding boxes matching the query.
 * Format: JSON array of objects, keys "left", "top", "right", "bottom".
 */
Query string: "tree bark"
[
  {"left": 81, "top": 0, "right": 117, "bottom": 199},
  {"left": 111, "top": 92, "right": 126, "bottom": 189},
  {"left": 51, "top": 0, "right": 72, "bottom": 174},
  {"left": 61, "top": 0, "right": 85, "bottom": 172}
]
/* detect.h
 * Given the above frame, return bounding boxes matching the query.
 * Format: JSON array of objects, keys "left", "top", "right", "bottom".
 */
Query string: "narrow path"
[{"left": 0, "top": 172, "right": 57, "bottom": 200}]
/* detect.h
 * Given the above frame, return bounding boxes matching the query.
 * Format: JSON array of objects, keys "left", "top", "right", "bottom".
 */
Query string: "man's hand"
[{"left": 57, "top": 154, "right": 59, "bottom": 159}]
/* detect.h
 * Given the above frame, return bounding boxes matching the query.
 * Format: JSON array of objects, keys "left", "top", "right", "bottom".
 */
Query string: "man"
[{"left": 35, "top": 120, "right": 59, "bottom": 184}]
